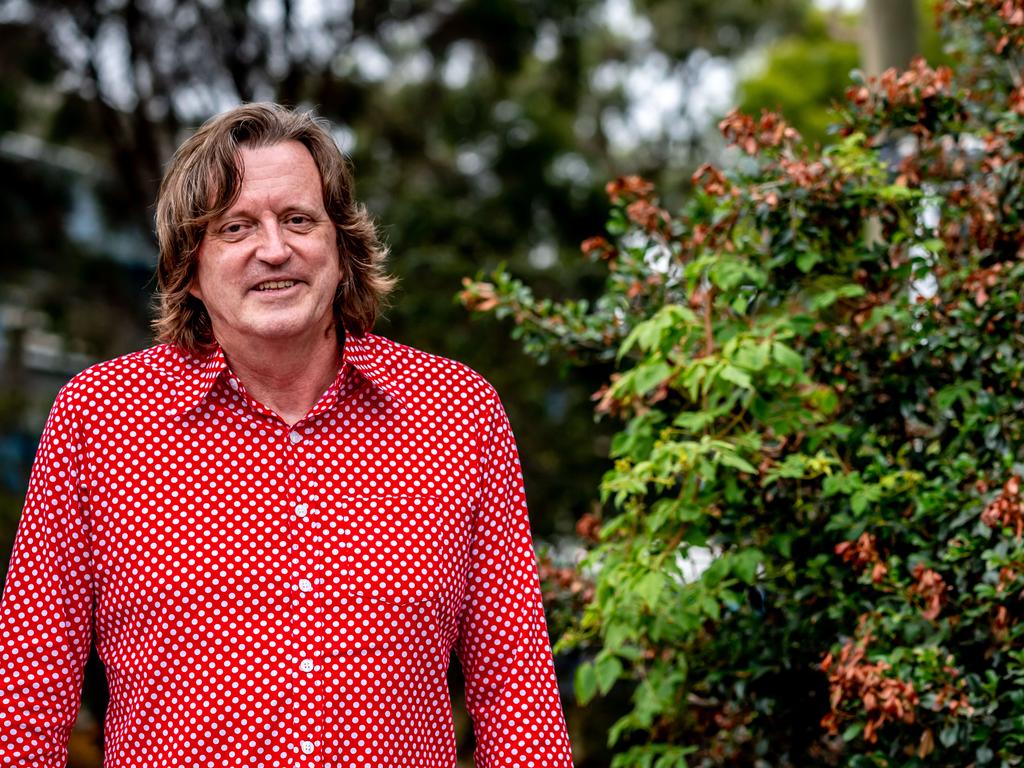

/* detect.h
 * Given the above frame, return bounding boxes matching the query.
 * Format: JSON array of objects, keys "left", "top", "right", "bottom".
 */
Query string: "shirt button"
[
  {"left": 227, "top": 378, "right": 239, "bottom": 390},
  {"left": 295, "top": 503, "right": 309, "bottom": 518},
  {"left": 300, "top": 741, "right": 314, "bottom": 755},
  {"left": 289, "top": 431, "right": 303, "bottom": 445},
  {"left": 299, "top": 659, "right": 314, "bottom": 673},
  {"left": 298, "top": 578, "right": 313, "bottom": 593}
]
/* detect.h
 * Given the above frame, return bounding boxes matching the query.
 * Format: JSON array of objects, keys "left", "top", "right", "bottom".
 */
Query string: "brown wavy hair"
[{"left": 152, "top": 102, "right": 394, "bottom": 355}]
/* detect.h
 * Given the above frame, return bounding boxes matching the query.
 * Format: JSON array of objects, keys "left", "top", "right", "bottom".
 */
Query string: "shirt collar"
[
  {"left": 340, "top": 332, "right": 407, "bottom": 407},
  {"left": 167, "top": 332, "right": 406, "bottom": 419},
  {"left": 167, "top": 345, "right": 228, "bottom": 418}
]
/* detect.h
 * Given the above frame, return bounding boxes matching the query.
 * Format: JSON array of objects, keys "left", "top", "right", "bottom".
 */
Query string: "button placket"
[{"left": 287, "top": 436, "right": 327, "bottom": 764}]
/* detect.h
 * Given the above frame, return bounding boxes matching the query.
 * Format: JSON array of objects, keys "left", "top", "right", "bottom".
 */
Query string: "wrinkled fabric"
[{"left": 0, "top": 333, "right": 573, "bottom": 768}]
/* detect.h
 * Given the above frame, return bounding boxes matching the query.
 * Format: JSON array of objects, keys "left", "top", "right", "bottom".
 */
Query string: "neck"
[{"left": 219, "top": 329, "right": 342, "bottom": 427}]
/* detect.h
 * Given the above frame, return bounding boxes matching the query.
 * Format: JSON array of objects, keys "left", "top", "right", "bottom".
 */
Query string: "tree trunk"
[{"left": 862, "top": 0, "right": 919, "bottom": 75}]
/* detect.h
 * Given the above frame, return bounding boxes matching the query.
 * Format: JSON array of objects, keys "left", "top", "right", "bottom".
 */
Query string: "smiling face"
[{"left": 190, "top": 141, "right": 341, "bottom": 355}]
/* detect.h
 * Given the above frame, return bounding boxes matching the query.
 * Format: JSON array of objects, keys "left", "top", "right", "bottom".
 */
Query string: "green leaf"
[
  {"left": 771, "top": 342, "right": 803, "bottom": 371},
  {"left": 842, "top": 722, "right": 864, "bottom": 742},
  {"left": 631, "top": 360, "right": 674, "bottom": 395},
  {"left": 575, "top": 661, "right": 597, "bottom": 705},
  {"left": 718, "top": 451, "right": 758, "bottom": 474},
  {"left": 711, "top": 258, "right": 752, "bottom": 291},
  {"left": 808, "top": 283, "right": 865, "bottom": 311},
  {"left": 877, "top": 183, "right": 919, "bottom": 202},
  {"left": 796, "top": 251, "right": 824, "bottom": 273},
  {"left": 619, "top": 305, "right": 697, "bottom": 361},
  {"left": 703, "top": 558, "right": 728, "bottom": 588},
  {"left": 719, "top": 365, "right": 753, "bottom": 389},
  {"left": 636, "top": 572, "right": 665, "bottom": 610},
  {"left": 596, "top": 655, "right": 624, "bottom": 695},
  {"left": 681, "top": 364, "right": 707, "bottom": 402},
  {"left": 850, "top": 492, "right": 870, "bottom": 515},
  {"left": 770, "top": 533, "right": 793, "bottom": 558},
  {"left": 607, "top": 716, "right": 632, "bottom": 748},
  {"left": 673, "top": 410, "right": 716, "bottom": 432},
  {"left": 606, "top": 209, "right": 628, "bottom": 235},
  {"left": 733, "top": 549, "right": 762, "bottom": 585},
  {"left": 605, "top": 621, "right": 634, "bottom": 649},
  {"left": 804, "top": 385, "right": 838, "bottom": 415},
  {"left": 700, "top": 593, "right": 721, "bottom": 621},
  {"left": 732, "top": 341, "right": 771, "bottom": 372}
]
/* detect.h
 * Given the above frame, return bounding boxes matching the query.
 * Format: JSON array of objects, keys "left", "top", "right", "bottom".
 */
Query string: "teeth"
[{"left": 255, "top": 280, "right": 296, "bottom": 291}]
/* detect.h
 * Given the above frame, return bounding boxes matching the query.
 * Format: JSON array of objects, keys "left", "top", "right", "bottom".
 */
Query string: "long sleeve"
[
  {"left": 455, "top": 395, "right": 574, "bottom": 768},
  {"left": 0, "top": 386, "right": 94, "bottom": 767}
]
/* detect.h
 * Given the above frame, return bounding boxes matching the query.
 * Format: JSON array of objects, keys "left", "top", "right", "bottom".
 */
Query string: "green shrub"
[{"left": 460, "top": 2, "right": 1024, "bottom": 765}]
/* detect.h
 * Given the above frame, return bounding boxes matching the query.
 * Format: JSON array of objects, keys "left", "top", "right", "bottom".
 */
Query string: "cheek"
[
  {"left": 188, "top": 242, "right": 220, "bottom": 303},
  {"left": 317, "top": 244, "right": 343, "bottom": 282}
]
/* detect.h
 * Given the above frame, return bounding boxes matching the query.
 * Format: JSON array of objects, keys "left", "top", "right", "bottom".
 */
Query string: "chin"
[{"left": 253, "top": 326, "right": 310, "bottom": 342}]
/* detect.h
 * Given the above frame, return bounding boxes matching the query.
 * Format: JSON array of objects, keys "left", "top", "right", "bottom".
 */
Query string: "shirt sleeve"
[
  {"left": 0, "top": 385, "right": 94, "bottom": 767},
  {"left": 455, "top": 394, "right": 574, "bottom": 768}
]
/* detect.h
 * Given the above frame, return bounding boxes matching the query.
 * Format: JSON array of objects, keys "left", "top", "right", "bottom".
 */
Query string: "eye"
[
  {"left": 286, "top": 214, "right": 312, "bottom": 226},
  {"left": 219, "top": 221, "right": 251, "bottom": 236}
]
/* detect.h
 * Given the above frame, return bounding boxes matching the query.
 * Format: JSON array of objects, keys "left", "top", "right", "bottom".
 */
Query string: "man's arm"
[
  {"left": 0, "top": 385, "right": 94, "bottom": 766},
  {"left": 455, "top": 393, "right": 574, "bottom": 768}
]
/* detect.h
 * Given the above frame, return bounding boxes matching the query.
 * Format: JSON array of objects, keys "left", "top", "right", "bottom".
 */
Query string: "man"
[{"left": 0, "top": 103, "right": 574, "bottom": 767}]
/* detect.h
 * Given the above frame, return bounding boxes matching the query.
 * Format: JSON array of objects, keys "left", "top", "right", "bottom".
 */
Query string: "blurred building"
[{"left": 1, "top": 130, "right": 153, "bottom": 485}]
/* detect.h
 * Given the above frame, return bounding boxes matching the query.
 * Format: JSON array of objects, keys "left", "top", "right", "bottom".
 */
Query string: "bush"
[{"left": 460, "top": 2, "right": 1024, "bottom": 766}]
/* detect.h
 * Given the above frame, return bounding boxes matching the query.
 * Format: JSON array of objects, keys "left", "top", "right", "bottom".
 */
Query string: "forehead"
[{"left": 228, "top": 140, "right": 325, "bottom": 207}]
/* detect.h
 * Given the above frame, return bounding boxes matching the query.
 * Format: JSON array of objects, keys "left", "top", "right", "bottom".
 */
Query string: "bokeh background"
[{"left": 0, "top": 0, "right": 938, "bottom": 764}]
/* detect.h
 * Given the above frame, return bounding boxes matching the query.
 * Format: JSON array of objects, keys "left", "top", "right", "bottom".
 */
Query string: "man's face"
[{"left": 190, "top": 140, "right": 341, "bottom": 353}]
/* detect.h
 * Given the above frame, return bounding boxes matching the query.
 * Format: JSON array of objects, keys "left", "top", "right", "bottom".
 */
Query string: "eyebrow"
[{"left": 213, "top": 202, "right": 322, "bottom": 221}]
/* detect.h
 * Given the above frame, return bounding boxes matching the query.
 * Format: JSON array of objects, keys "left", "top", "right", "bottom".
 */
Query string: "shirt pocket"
[{"left": 324, "top": 495, "right": 467, "bottom": 657}]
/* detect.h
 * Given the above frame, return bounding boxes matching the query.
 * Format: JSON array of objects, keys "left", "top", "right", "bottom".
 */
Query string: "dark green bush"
[{"left": 461, "top": 2, "right": 1024, "bottom": 765}]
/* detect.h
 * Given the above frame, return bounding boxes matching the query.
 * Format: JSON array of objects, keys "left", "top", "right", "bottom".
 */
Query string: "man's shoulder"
[
  {"left": 59, "top": 343, "right": 196, "bottom": 406},
  {"left": 359, "top": 333, "right": 499, "bottom": 405}
]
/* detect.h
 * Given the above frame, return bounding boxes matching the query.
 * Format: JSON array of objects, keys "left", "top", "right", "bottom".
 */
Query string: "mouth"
[{"left": 252, "top": 279, "right": 300, "bottom": 292}]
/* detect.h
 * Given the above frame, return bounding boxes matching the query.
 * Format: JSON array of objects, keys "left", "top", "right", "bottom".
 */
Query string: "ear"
[{"left": 187, "top": 247, "right": 204, "bottom": 301}]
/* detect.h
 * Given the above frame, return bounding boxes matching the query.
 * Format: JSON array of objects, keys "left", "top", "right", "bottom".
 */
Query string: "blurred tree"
[
  {"left": 737, "top": 10, "right": 861, "bottom": 146},
  {"left": 638, "top": 0, "right": 811, "bottom": 57},
  {"left": 739, "top": 0, "right": 945, "bottom": 146},
  {"left": 862, "top": 0, "right": 918, "bottom": 75}
]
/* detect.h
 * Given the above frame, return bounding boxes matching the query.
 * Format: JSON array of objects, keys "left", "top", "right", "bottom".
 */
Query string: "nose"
[{"left": 257, "top": 217, "right": 290, "bottom": 265}]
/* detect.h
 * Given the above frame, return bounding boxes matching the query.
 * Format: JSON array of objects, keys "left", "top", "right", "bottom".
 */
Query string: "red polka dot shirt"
[{"left": 0, "top": 333, "right": 574, "bottom": 767}]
